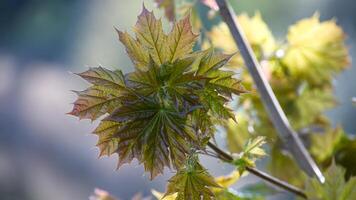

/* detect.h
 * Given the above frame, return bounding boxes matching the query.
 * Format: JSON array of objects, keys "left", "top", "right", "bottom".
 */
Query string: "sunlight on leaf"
[
  {"left": 283, "top": 14, "right": 349, "bottom": 85},
  {"left": 233, "top": 136, "right": 266, "bottom": 174},
  {"left": 207, "top": 12, "right": 276, "bottom": 68}
]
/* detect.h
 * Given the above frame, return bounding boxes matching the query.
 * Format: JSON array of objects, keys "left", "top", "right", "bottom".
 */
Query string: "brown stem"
[{"left": 207, "top": 142, "right": 307, "bottom": 199}]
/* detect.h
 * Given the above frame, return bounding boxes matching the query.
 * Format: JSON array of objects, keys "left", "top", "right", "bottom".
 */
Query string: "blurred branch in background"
[{"left": 215, "top": 0, "right": 325, "bottom": 182}]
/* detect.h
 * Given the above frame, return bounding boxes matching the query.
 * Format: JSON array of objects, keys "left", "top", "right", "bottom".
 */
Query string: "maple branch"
[
  {"left": 215, "top": 0, "right": 324, "bottom": 183},
  {"left": 207, "top": 142, "right": 307, "bottom": 199}
]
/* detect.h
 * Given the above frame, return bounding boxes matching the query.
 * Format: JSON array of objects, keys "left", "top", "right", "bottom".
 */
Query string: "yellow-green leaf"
[
  {"left": 310, "top": 127, "right": 343, "bottom": 163},
  {"left": 283, "top": 14, "right": 349, "bottom": 85},
  {"left": 117, "top": 30, "right": 149, "bottom": 70},
  {"left": 94, "top": 121, "right": 121, "bottom": 157},
  {"left": 165, "top": 159, "right": 220, "bottom": 200},
  {"left": 69, "top": 85, "right": 121, "bottom": 120},
  {"left": 167, "top": 15, "right": 199, "bottom": 62},
  {"left": 304, "top": 162, "right": 356, "bottom": 200},
  {"left": 207, "top": 13, "right": 275, "bottom": 68},
  {"left": 134, "top": 6, "right": 168, "bottom": 65},
  {"left": 224, "top": 116, "right": 251, "bottom": 154},
  {"left": 76, "top": 67, "right": 125, "bottom": 89},
  {"left": 268, "top": 147, "right": 305, "bottom": 187},
  {"left": 244, "top": 136, "right": 266, "bottom": 157}
]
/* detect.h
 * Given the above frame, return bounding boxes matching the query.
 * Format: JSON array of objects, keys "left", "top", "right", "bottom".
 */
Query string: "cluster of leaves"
[
  {"left": 206, "top": 10, "right": 353, "bottom": 187},
  {"left": 71, "top": 0, "right": 355, "bottom": 199},
  {"left": 70, "top": 4, "right": 247, "bottom": 199},
  {"left": 301, "top": 162, "right": 356, "bottom": 200},
  {"left": 153, "top": 137, "right": 267, "bottom": 200}
]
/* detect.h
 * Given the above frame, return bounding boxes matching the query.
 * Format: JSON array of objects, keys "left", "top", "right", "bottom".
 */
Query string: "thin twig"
[
  {"left": 207, "top": 142, "right": 307, "bottom": 199},
  {"left": 215, "top": 0, "right": 324, "bottom": 183}
]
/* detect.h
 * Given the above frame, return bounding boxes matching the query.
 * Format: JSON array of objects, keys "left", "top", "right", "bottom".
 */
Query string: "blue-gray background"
[{"left": 0, "top": 0, "right": 355, "bottom": 199}]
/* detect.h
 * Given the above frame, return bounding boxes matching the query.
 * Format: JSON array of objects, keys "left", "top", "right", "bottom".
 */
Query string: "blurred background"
[{"left": 0, "top": 0, "right": 355, "bottom": 199}]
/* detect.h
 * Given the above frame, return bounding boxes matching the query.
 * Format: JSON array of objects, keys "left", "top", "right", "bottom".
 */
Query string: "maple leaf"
[
  {"left": 268, "top": 147, "right": 306, "bottom": 187},
  {"left": 68, "top": 67, "right": 126, "bottom": 120},
  {"left": 70, "top": 6, "right": 243, "bottom": 179},
  {"left": 303, "top": 162, "right": 356, "bottom": 200},
  {"left": 283, "top": 14, "right": 349, "bottom": 85},
  {"left": 94, "top": 121, "right": 121, "bottom": 157},
  {"left": 165, "top": 156, "right": 220, "bottom": 200},
  {"left": 233, "top": 136, "right": 266, "bottom": 174},
  {"left": 285, "top": 87, "right": 336, "bottom": 130},
  {"left": 207, "top": 12, "right": 276, "bottom": 68},
  {"left": 223, "top": 116, "right": 251, "bottom": 154},
  {"left": 105, "top": 100, "right": 194, "bottom": 179},
  {"left": 310, "top": 127, "right": 344, "bottom": 163}
]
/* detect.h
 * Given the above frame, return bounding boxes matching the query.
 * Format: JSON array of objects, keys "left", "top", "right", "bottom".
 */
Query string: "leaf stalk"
[{"left": 207, "top": 142, "right": 307, "bottom": 199}]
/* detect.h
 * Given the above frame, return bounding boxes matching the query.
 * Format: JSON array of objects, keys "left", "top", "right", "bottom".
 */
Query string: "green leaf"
[
  {"left": 197, "top": 50, "right": 233, "bottom": 75},
  {"left": 243, "top": 136, "right": 266, "bottom": 157},
  {"left": 71, "top": 7, "right": 243, "bottom": 179},
  {"left": 94, "top": 121, "right": 121, "bottom": 157},
  {"left": 304, "top": 162, "right": 356, "bottom": 200},
  {"left": 167, "top": 15, "right": 198, "bottom": 62},
  {"left": 223, "top": 116, "right": 251, "bottom": 154},
  {"left": 207, "top": 70, "right": 246, "bottom": 96},
  {"left": 268, "top": 147, "right": 306, "bottom": 187},
  {"left": 233, "top": 137, "right": 266, "bottom": 173},
  {"left": 165, "top": 157, "right": 220, "bottom": 200},
  {"left": 134, "top": 6, "right": 168, "bottom": 65},
  {"left": 68, "top": 67, "right": 126, "bottom": 120},
  {"left": 310, "top": 127, "right": 343, "bottom": 163},
  {"left": 198, "top": 86, "right": 235, "bottom": 120},
  {"left": 117, "top": 30, "right": 149, "bottom": 70},
  {"left": 69, "top": 85, "right": 122, "bottom": 120},
  {"left": 105, "top": 100, "right": 194, "bottom": 179},
  {"left": 283, "top": 14, "right": 349, "bottom": 85},
  {"left": 287, "top": 88, "right": 336, "bottom": 130},
  {"left": 335, "top": 138, "right": 356, "bottom": 178},
  {"left": 207, "top": 12, "right": 276, "bottom": 69},
  {"left": 76, "top": 67, "right": 126, "bottom": 89},
  {"left": 215, "top": 189, "right": 241, "bottom": 200}
]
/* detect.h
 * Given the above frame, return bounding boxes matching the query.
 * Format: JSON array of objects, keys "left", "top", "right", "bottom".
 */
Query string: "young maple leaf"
[
  {"left": 207, "top": 12, "right": 276, "bottom": 69},
  {"left": 283, "top": 14, "right": 350, "bottom": 85},
  {"left": 303, "top": 161, "right": 356, "bottom": 200},
  {"left": 165, "top": 156, "right": 221, "bottom": 200},
  {"left": 69, "top": 6, "right": 243, "bottom": 179}
]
